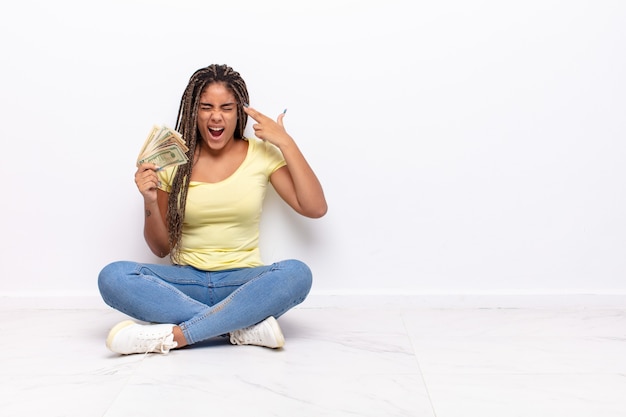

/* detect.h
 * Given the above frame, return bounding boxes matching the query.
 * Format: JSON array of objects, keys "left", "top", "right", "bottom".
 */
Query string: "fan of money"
[{"left": 136, "top": 125, "right": 189, "bottom": 168}]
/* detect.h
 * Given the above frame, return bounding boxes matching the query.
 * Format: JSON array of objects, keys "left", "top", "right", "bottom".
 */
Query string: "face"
[{"left": 196, "top": 82, "right": 239, "bottom": 152}]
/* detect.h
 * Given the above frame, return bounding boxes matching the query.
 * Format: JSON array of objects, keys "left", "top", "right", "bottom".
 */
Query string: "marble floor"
[{"left": 1, "top": 297, "right": 626, "bottom": 417}]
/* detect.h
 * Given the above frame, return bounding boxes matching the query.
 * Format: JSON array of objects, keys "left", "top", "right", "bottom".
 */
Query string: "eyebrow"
[{"left": 199, "top": 102, "right": 236, "bottom": 107}]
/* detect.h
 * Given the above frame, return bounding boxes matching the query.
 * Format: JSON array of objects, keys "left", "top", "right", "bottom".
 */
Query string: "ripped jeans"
[{"left": 97, "top": 259, "right": 312, "bottom": 344}]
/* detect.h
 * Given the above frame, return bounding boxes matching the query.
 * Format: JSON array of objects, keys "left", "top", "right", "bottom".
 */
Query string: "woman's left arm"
[{"left": 245, "top": 107, "right": 328, "bottom": 218}]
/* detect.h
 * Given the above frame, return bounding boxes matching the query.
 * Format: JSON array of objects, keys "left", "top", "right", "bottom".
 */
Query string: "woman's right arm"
[{"left": 135, "top": 163, "right": 171, "bottom": 258}]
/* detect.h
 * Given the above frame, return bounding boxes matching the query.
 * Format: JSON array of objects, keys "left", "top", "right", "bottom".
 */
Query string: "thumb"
[{"left": 277, "top": 108, "right": 287, "bottom": 126}]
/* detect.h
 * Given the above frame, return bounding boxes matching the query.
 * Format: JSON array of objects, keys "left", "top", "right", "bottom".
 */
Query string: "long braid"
[{"left": 167, "top": 64, "right": 250, "bottom": 263}]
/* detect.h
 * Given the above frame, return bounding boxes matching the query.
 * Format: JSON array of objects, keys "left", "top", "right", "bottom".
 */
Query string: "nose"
[{"left": 209, "top": 110, "right": 223, "bottom": 121}]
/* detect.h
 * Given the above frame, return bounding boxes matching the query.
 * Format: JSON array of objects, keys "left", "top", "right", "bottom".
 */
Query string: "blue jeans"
[{"left": 98, "top": 259, "right": 312, "bottom": 345}]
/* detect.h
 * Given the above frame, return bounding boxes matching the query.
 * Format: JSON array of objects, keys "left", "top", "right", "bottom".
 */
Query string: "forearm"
[
  {"left": 143, "top": 200, "right": 171, "bottom": 257},
  {"left": 279, "top": 140, "right": 328, "bottom": 218}
]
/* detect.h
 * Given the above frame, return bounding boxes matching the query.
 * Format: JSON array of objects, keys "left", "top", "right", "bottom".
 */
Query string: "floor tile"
[
  {"left": 1, "top": 301, "right": 625, "bottom": 417},
  {"left": 424, "top": 373, "right": 626, "bottom": 417}
]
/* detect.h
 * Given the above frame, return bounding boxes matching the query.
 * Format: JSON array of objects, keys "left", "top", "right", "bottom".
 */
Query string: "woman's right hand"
[{"left": 134, "top": 163, "right": 161, "bottom": 203}]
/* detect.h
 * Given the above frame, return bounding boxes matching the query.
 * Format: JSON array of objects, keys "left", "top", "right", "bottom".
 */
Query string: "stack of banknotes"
[{"left": 136, "top": 125, "right": 189, "bottom": 168}]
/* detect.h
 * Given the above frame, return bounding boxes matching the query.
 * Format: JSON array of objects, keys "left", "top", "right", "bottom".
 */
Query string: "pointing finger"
[{"left": 243, "top": 106, "right": 266, "bottom": 122}]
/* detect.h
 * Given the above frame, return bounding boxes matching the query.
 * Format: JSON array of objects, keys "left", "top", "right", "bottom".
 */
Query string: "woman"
[{"left": 98, "top": 64, "right": 327, "bottom": 355}]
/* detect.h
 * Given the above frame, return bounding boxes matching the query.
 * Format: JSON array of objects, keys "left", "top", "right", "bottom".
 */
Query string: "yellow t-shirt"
[{"left": 157, "top": 138, "right": 286, "bottom": 270}]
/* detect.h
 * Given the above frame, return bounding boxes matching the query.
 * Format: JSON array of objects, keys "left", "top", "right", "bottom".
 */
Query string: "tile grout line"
[
  {"left": 401, "top": 313, "right": 439, "bottom": 417},
  {"left": 99, "top": 355, "right": 147, "bottom": 417}
]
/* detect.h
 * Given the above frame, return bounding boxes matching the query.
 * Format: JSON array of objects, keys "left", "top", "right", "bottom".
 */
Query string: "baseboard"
[
  {"left": 1, "top": 290, "right": 625, "bottom": 310},
  {"left": 301, "top": 292, "right": 626, "bottom": 309}
]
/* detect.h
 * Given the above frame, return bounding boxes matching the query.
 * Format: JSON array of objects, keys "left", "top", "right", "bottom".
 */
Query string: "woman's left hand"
[{"left": 244, "top": 106, "right": 292, "bottom": 149}]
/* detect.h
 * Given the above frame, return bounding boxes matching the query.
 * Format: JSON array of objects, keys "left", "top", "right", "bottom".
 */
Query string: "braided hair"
[{"left": 167, "top": 64, "right": 250, "bottom": 262}]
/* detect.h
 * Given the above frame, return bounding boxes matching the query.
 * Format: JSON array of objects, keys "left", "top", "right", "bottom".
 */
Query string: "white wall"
[{"left": 1, "top": 0, "right": 625, "bottom": 297}]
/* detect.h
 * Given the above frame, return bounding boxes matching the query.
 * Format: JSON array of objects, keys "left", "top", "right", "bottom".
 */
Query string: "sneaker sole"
[
  {"left": 105, "top": 320, "right": 136, "bottom": 351},
  {"left": 266, "top": 316, "right": 285, "bottom": 349}
]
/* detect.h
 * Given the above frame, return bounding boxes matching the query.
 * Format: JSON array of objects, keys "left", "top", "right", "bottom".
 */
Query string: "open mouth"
[{"left": 209, "top": 127, "right": 224, "bottom": 138}]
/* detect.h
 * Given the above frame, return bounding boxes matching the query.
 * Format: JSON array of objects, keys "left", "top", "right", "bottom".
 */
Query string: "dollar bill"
[
  {"left": 137, "top": 125, "right": 189, "bottom": 168},
  {"left": 137, "top": 144, "right": 188, "bottom": 168}
]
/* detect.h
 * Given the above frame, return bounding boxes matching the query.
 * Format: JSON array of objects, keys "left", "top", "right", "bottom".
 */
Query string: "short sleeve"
[{"left": 262, "top": 140, "right": 287, "bottom": 176}]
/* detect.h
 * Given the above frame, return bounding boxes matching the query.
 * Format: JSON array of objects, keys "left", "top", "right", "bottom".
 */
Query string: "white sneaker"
[
  {"left": 106, "top": 320, "right": 178, "bottom": 355},
  {"left": 230, "top": 316, "right": 285, "bottom": 349}
]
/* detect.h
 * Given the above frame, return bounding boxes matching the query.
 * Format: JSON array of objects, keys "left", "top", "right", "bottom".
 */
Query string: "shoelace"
[{"left": 142, "top": 334, "right": 177, "bottom": 356}]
